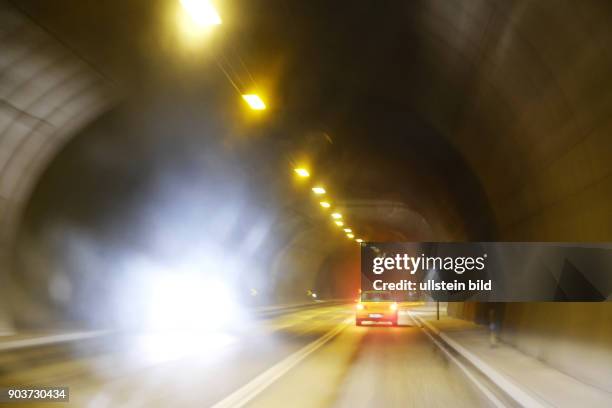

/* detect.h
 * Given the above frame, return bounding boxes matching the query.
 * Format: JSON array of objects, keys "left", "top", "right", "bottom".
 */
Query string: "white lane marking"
[
  {"left": 0, "top": 331, "right": 108, "bottom": 351},
  {"left": 412, "top": 313, "right": 548, "bottom": 408},
  {"left": 407, "top": 313, "right": 507, "bottom": 408},
  {"left": 211, "top": 318, "right": 351, "bottom": 408}
]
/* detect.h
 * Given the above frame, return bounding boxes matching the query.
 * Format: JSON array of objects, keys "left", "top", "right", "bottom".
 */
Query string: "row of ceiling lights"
[
  {"left": 294, "top": 168, "right": 364, "bottom": 244},
  {"left": 180, "top": 2, "right": 364, "bottom": 244}
]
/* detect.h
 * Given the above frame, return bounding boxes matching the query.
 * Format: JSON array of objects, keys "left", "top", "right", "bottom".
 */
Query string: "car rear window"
[{"left": 362, "top": 292, "right": 393, "bottom": 301}]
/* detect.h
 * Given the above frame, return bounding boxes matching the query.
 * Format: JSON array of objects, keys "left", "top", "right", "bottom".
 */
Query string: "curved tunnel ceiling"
[
  {"left": 11, "top": 0, "right": 508, "bottom": 239},
  {"left": 4, "top": 0, "right": 612, "bottom": 327}
]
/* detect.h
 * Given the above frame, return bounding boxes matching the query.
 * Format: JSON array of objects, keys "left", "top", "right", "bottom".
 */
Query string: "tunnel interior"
[{"left": 0, "top": 0, "right": 611, "bottom": 394}]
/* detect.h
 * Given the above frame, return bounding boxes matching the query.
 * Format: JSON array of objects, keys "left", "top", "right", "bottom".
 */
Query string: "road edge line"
[{"left": 211, "top": 318, "right": 351, "bottom": 408}]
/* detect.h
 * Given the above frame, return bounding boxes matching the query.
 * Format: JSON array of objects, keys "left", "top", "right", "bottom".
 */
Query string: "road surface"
[{"left": 0, "top": 304, "right": 494, "bottom": 407}]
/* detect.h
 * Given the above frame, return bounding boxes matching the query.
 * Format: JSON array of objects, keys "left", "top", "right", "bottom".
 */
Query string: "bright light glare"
[
  {"left": 312, "top": 293, "right": 318, "bottom": 298},
  {"left": 331, "top": 212, "right": 342, "bottom": 219},
  {"left": 356, "top": 303, "right": 364, "bottom": 310},
  {"left": 312, "top": 187, "right": 326, "bottom": 195},
  {"left": 146, "top": 274, "right": 236, "bottom": 331},
  {"left": 335, "top": 220, "right": 344, "bottom": 226},
  {"left": 294, "top": 168, "right": 310, "bottom": 177},
  {"left": 390, "top": 303, "right": 398, "bottom": 311},
  {"left": 320, "top": 201, "right": 331, "bottom": 208},
  {"left": 356, "top": 238, "right": 363, "bottom": 243},
  {"left": 135, "top": 331, "right": 235, "bottom": 364},
  {"left": 180, "top": 0, "right": 222, "bottom": 26},
  {"left": 242, "top": 94, "right": 266, "bottom": 110},
  {"left": 347, "top": 233, "right": 355, "bottom": 239},
  {"left": 343, "top": 228, "right": 352, "bottom": 233}
]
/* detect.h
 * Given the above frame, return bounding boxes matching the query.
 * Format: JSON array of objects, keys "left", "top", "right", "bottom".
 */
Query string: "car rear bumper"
[{"left": 356, "top": 311, "right": 398, "bottom": 322}]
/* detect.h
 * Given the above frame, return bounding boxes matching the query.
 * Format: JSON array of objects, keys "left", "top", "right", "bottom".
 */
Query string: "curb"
[{"left": 410, "top": 313, "right": 548, "bottom": 408}]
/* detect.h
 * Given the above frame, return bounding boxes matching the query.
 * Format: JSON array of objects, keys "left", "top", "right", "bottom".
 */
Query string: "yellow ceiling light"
[
  {"left": 331, "top": 212, "right": 342, "bottom": 219},
  {"left": 334, "top": 220, "right": 344, "bottom": 227},
  {"left": 347, "top": 233, "right": 355, "bottom": 239},
  {"left": 180, "top": 0, "right": 222, "bottom": 26},
  {"left": 355, "top": 238, "right": 363, "bottom": 243},
  {"left": 294, "top": 168, "right": 310, "bottom": 177},
  {"left": 312, "top": 187, "right": 326, "bottom": 195},
  {"left": 242, "top": 94, "right": 266, "bottom": 110},
  {"left": 319, "top": 201, "right": 331, "bottom": 208},
  {"left": 343, "top": 228, "right": 352, "bottom": 233}
]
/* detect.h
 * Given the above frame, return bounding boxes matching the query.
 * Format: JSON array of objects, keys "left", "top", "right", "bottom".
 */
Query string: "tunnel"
[{"left": 0, "top": 0, "right": 611, "bottom": 406}]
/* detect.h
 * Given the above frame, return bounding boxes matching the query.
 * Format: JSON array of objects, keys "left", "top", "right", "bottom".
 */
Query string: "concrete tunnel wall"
[
  {"left": 0, "top": 1, "right": 114, "bottom": 332},
  {"left": 395, "top": 0, "right": 612, "bottom": 392},
  {"left": 400, "top": 0, "right": 612, "bottom": 240}
]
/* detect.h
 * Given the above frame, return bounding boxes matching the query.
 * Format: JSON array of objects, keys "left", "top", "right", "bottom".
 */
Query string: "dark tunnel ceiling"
[{"left": 17, "top": 0, "right": 611, "bottom": 241}]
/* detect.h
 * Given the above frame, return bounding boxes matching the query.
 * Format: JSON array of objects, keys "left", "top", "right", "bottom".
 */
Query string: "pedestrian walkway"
[{"left": 409, "top": 307, "right": 612, "bottom": 408}]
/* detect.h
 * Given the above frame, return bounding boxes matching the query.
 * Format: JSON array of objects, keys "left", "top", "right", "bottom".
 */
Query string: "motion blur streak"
[{"left": 0, "top": 304, "right": 495, "bottom": 407}]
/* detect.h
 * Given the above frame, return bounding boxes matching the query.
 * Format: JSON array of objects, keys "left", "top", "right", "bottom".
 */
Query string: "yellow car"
[{"left": 356, "top": 290, "right": 398, "bottom": 326}]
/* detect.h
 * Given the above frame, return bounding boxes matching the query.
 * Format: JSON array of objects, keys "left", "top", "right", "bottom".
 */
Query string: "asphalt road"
[{"left": 0, "top": 304, "right": 493, "bottom": 407}]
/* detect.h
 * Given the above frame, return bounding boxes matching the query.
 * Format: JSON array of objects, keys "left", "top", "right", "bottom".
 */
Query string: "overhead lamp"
[
  {"left": 312, "top": 187, "right": 326, "bottom": 195},
  {"left": 334, "top": 221, "right": 344, "bottom": 227},
  {"left": 319, "top": 201, "right": 331, "bottom": 208},
  {"left": 343, "top": 228, "right": 352, "bottom": 233},
  {"left": 331, "top": 212, "right": 342, "bottom": 219},
  {"left": 180, "top": 0, "right": 222, "bottom": 26},
  {"left": 242, "top": 94, "right": 266, "bottom": 110},
  {"left": 355, "top": 238, "right": 363, "bottom": 243},
  {"left": 294, "top": 168, "right": 310, "bottom": 178},
  {"left": 347, "top": 233, "right": 355, "bottom": 239}
]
